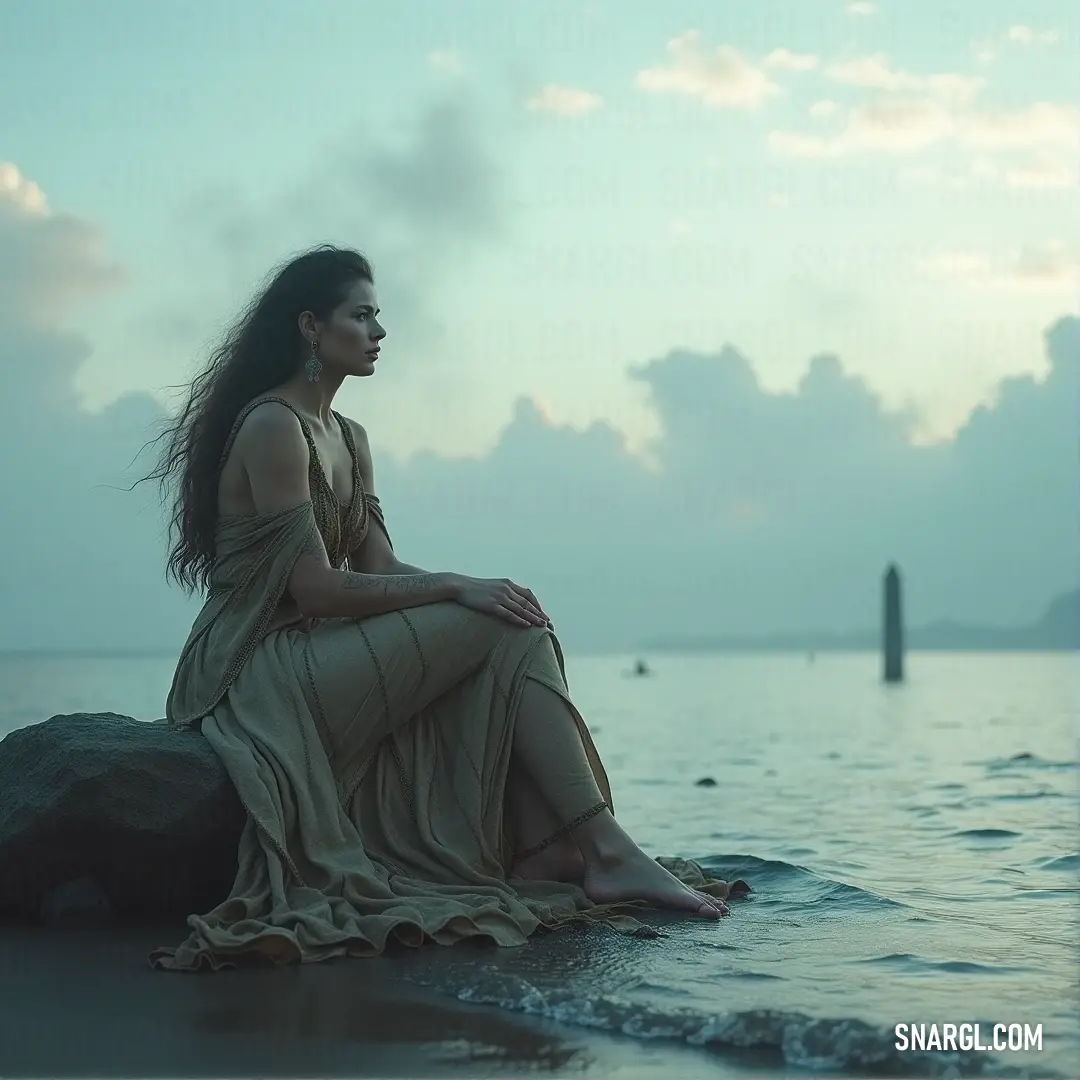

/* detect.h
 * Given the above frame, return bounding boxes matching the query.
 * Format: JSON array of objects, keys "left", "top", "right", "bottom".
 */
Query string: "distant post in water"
[{"left": 883, "top": 563, "right": 905, "bottom": 683}]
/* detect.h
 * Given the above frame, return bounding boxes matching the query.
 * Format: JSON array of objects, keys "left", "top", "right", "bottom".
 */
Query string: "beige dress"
[{"left": 149, "top": 397, "right": 731, "bottom": 972}]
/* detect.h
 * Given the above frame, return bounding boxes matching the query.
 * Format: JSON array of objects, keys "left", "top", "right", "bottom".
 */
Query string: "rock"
[
  {"left": 40, "top": 875, "right": 113, "bottom": 926},
  {"left": 694, "top": 776, "right": 717, "bottom": 787},
  {"left": 0, "top": 712, "right": 245, "bottom": 921}
]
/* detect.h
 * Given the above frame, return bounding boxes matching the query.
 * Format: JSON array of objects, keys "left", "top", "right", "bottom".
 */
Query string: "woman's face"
[{"left": 306, "top": 278, "right": 385, "bottom": 377}]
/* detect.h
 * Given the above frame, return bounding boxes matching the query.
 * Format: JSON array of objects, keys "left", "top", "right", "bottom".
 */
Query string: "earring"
[{"left": 305, "top": 339, "right": 322, "bottom": 383}]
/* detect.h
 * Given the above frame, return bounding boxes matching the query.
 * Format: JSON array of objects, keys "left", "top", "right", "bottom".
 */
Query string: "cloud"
[
  {"left": 427, "top": 49, "right": 464, "bottom": 75},
  {"left": 846, "top": 1, "right": 876, "bottom": 15},
  {"left": 4, "top": 165, "right": 1077, "bottom": 653},
  {"left": 360, "top": 100, "right": 508, "bottom": 238},
  {"left": 1013, "top": 243, "right": 1080, "bottom": 291},
  {"left": 133, "top": 94, "right": 515, "bottom": 392},
  {"left": 1006, "top": 25, "right": 1059, "bottom": 46},
  {"left": 773, "top": 50, "right": 1076, "bottom": 171},
  {"left": 202, "top": 97, "right": 510, "bottom": 257},
  {"left": 764, "top": 48, "right": 819, "bottom": 72},
  {"left": 0, "top": 163, "right": 47, "bottom": 214},
  {"left": 0, "top": 163, "right": 127, "bottom": 329},
  {"left": 915, "top": 251, "right": 993, "bottom": 281},
  {"left": 368, "top": 320, "right": 1079, "bottom": 646},
  {"left": 524, "top": 84, "right": 603, "bottom": 116},
  {"left": 916, "top": 243, "right": 1078, "bottom": 294},
  {"left": 771, "top": 99, "right": 953, "bottom": 156},
  {"left": 900, "top": 153, "right": 1076, "bottom": 192},
  {"left": 0, "top": 164, "right": 192, "bottom": 651},
  {"left": 769, "top": 54, "right": 1001, "bottom": 159},
  {"left": 772, "top": 89, "right": 1078, "bottom": 161},
  {"left": 971, "top": 25, "right": 1060, "bottom": 64},
  {"left": 636, "top": 32, "right": 780, "bottom": 110},
  {"left": 823, "top": 55, "right": 984, "bottom": 103}
]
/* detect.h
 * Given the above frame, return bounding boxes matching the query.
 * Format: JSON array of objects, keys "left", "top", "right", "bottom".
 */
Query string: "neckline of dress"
[{"left": 272, "top": 399, "right": 361, "bottom": 516}]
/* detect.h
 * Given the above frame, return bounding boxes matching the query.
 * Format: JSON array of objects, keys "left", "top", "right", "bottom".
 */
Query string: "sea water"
[{"left": 1, "top": 649, "right": 1075, "bottom": 1078}]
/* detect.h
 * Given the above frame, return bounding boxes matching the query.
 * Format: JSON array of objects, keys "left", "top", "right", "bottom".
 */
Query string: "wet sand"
[{"left": 0, "top": 919, "right": 754, "bottom": 1079}]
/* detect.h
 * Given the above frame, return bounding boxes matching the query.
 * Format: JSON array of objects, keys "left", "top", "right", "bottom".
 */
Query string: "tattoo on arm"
[{"left": 340, "top": 572, "right": 440, "bottom": 595}]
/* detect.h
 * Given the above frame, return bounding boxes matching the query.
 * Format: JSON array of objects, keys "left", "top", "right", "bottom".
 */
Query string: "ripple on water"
[
  {"left": 1012, "top": 891, "right": 1080, "bottom": 905},
  {"left": 983, "top": 752, "right": 1078, "bottom": 773},
  {"left": 950, "top": 828, "right": 1022, "bottom": 841},
  {"left": 984, "top": 789, "right": 1060, "bottom": 802},
  {"left": 857, "top": 953, "right": 1033, "bottom": 976},
  {"left": 1034, "top": 853, "right": 1080, "bottom": 872}
]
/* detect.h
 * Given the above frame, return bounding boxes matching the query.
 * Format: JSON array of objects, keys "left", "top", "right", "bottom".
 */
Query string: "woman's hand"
[{"left": 450, "top": 575, "right": 552, "bottom": 629}]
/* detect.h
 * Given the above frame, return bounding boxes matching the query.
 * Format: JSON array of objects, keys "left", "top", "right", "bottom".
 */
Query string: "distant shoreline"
[
  {"left": 646, "top": 589, "right": 1079, "bottom": 654},
  {"left": 3, "top": 592, "right": 1075, "bottom": 659}
]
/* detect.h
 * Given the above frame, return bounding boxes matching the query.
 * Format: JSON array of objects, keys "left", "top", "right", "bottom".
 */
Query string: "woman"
[{"left": 145, "top": 245, "right": 744, "bottom": 972}]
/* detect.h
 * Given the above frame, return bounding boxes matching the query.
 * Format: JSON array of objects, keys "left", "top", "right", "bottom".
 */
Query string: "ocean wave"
[
  {"left": 393, "top": 851, "right": 1065, "bottom": 1078},
  {"left": 448, "top": 976, "right": 1053, "bottom": 1077},
  {"left": 700, "top": 854, "right": 904, "bottom": 911},
  {"left": 984, "top": 753, "right": 1078, "bottom": 773}
]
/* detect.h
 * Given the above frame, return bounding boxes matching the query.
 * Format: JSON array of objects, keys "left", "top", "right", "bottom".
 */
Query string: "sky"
[{"left": 0, "top": 0, "right": 1077, "bottom": 651}]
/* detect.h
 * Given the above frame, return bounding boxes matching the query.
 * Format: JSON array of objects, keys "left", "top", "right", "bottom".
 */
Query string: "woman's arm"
[
  {"left": 238, "top": 402, "right": 458, "bottom": 620},
  {"left": 333, "top": 415, "right": 550, "bottom": 628}
]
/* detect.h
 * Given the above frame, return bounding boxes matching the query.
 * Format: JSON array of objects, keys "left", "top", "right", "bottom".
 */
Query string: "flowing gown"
[{"left": 149, "top": 397, "right": 734, "bottom": 971}]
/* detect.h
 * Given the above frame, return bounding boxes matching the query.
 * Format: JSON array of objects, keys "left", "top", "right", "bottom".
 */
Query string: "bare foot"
[
  {"left": 583, "top": 850, "right": 728, "bottom": 918},
  {"left": 511, "top": 836, "right": 586, "bottom": 883}
]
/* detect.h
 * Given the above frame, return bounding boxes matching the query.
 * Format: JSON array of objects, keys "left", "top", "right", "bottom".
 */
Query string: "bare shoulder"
[
  {"left": 233, "top": 399, "right": 308, "bottom": 461},
  {"left": 217, "top": 400, "right": 312, "bottom": 516}
]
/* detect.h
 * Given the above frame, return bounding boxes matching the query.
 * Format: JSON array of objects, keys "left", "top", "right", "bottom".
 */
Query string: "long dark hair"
[{"left": 140, "top": 244, "right": 374, "bottom": 593}]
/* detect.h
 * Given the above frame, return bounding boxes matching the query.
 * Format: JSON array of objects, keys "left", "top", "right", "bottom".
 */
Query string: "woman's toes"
[{"left": 695, "top": 890, "right": 728, "bottom": 915}]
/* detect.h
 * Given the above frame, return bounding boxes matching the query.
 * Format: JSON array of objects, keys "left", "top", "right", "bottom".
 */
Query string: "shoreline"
[
  {"left": 0, "top": 919, "right": 781, "bottom": 1079},
  {"left": 0, "top": 919, "right": 572, "bottom": 1078}
]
